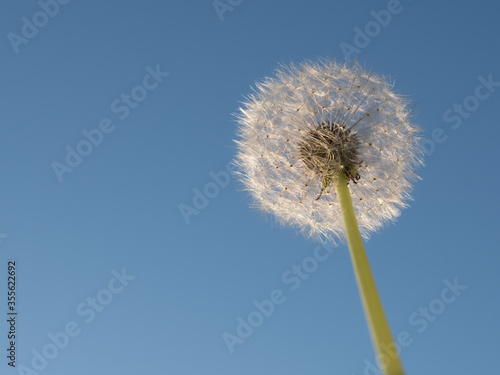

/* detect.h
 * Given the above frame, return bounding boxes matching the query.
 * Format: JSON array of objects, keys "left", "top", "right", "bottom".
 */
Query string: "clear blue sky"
[{"left": 0, "top": 1, "right": 499, "bottom": 374}]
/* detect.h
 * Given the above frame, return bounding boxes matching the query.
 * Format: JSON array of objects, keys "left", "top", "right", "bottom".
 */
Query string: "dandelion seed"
[
  {"left": 234, "top": 59, "right": 424, "bottom": 375},
  {"left": 234, "top": 59, "right": 423, "bottom": 243}
]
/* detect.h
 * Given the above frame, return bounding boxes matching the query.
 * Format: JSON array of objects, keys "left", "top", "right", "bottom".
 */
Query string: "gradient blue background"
[{"left": 0, "top": 0, "right": 499, "bottom": 374}]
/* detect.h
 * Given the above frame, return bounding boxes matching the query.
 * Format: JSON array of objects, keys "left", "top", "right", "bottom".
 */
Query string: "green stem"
[{"left": 333, "top": 173, "right": 405, "bottom": 375}]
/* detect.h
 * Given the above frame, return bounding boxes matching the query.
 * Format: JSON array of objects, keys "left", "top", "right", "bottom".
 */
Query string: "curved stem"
[{"left": 333, "top": 173, "right": 405, "bottom": 375}]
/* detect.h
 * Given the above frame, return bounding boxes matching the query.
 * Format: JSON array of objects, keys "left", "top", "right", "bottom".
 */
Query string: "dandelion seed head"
[{"left": 234, "top": 59, "right": 424, "bottom": 243}]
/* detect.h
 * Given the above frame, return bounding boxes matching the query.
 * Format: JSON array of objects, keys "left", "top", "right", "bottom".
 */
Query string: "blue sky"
[{"left": 0, "top": 0, "right": 499, "bottom": 374}]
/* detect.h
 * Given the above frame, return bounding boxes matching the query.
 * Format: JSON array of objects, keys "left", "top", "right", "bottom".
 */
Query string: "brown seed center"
[{"left": 298, "top": 121, "right": 362, "bottom": 184}]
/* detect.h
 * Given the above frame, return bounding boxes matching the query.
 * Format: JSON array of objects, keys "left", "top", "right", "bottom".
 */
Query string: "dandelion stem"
[{"left": 333, "top": 173, "right": 405, "bottom": 375}]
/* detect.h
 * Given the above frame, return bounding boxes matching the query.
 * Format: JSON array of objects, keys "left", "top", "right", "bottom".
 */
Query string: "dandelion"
[{"left": 234, "top": 59, "right": 423, "bottom": 375}]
